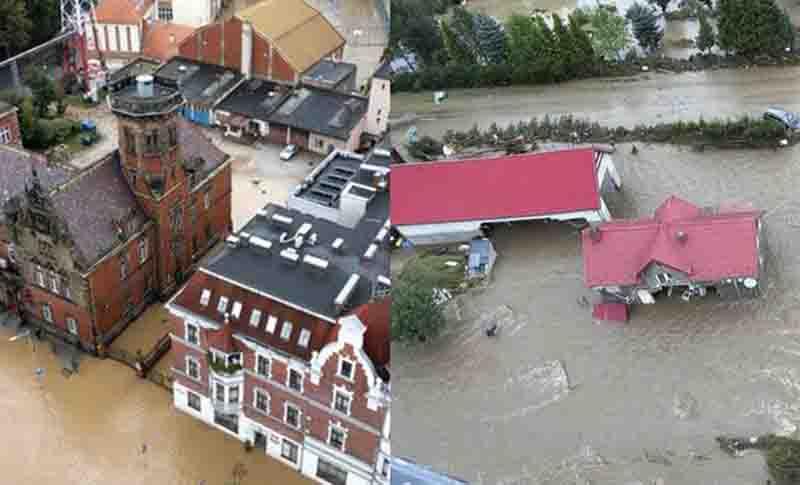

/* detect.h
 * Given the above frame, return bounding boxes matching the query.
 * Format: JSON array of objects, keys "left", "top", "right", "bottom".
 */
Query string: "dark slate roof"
[
  {"left": 107, "top": 57, "right": 162, "bottom": 88},
  {"left": 202, "top": 192, "right": 388, "bottom": 319},
  {"left": 51, "top": 152, "right": 148, "bottom": 268},
  {"left": 214, "top": 78, "right": 292, "bottom": 122},
  {"left": 177, "top": 117, "right": 229, "bottom": 186},
  {"left": 373, "top": 59, "right": 393, "bottom": 80},
  {"left": 155, "top": 57, "right": 243, "bottom": 106},
  {"left": 268, "top": 87, "right": 368, "bottom": 141},
  {"left": 0, "top": 146, "right": 71, "bottom": 223},
  {"left": 302, "top": 59, "right": 356, "bottom": 89}
]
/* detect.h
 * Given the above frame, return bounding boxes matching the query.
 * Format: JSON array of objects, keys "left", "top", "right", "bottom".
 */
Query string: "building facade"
[
  {"left": 0, "top": 102, "right": 21, "bottom": 146},
  {"left": 168, "top": 146, "right": 392, "bottom": 484},
  {"left": 364, "top": 62, "right": 391, "bottom": 138}
]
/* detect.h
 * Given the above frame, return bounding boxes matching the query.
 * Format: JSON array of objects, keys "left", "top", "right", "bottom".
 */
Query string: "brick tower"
[{"left": 110, "top": 74, "right": 192, "bottom": 296}]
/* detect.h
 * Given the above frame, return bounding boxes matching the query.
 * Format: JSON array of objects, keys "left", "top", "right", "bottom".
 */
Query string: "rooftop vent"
[
  {"left": 178, "top": 65, "right": 187, "bottom": 72},
  {"left": 374, "top": 227, "right": 388, "bottom": 243},
  {"left": 226, "top": 235, "right": 240, "bottom": 247},
  {"left": 335, "top": 274, "right": 360, "bottom": 309},
  {"left": 303, "top": 254, "right": 329, "bottom": 270},
  {"left": 272, "top": 213, "right": 293, "bottom": 226},
  {"left": 676, "top": 231, "right": 688, "bottom": 243},
  {"left": 280, "top": 247, "right": 300, "bottom": 264},
  {"left": 332, "top": 238, "right": 344, "bottom": 251},
  {"left": 298, "top": 222, "right": 312, "bottom": 237},
  {"left": 363, "top": 243, "right": 378, "bottom": 260},
  {"left": 250, "top": 235, "right": 273, "bottom": 251},
  {"left": 294, "top": 235, "right": 304, "bottom": 249},
  {"left": 136, "top": 74, "right": 154, "bottom": 97},
  {"left": 373, "top": 148, "right": 391, "bottom": 158},
  {"left": 308, "top": 233, "right": 318, "bottom": 245}
]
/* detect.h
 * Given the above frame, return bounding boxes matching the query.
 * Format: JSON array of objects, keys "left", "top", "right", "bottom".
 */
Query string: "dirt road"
[
  {"left": 393, "top": 142, "right": 800, "bottom": 484},
  {"left": 392, "top": 65, "right": 800, "bottom": 141}
]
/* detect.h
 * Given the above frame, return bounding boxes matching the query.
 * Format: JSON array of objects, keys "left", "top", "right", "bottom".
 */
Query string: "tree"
[
  {"left": 584, "top": 7, "right": 631, "bottom": 61},
  {"left": 0, "top": 0, "right": 32, "bottom": 58},
  {"left": 568, "top": 13, "right": 598, "bottom": 74},
  {"left": 441, "top": 20, "right": 474, "bottom": 65},
  {"left": 26, "top": 67, "right": 55, "bottom": 118},
  {"left": 695, "top": 11, "right": 716, "bottom": 53},
  {"left": 765, "top": 436, "right": 800, "bottom": 485},
  {"left": 647, "top": 0, "right": 671, "bottom": 15},
  {"left": 390, "top": 0, "right": 444, "bottom": 65},
  {"left": 717, "top": 0, "right": 794, "bottom": 57},
  {"left": 450, "top": 7, "right": 481, "bottom": 61},
  {"left": 474, "top": 13, "right": 507, "bottom": 64},
  {"left": 392, "top": 270, "right": 446, "bottom": 343},
  {"left": 626, "top": 3, "right": 663, "bottom": 53},
  {"left": 24, "top": 0, "right": 60, "bottom": 49}
]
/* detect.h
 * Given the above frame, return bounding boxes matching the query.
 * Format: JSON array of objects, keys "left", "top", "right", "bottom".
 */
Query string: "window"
[
  {"left": 298, "top": 329, "right": 311, "bottom": 348},
  {"left": 231, "top": 301, "right": 242, "bottom": 319},
  {"left": 203, "top": 191, "right": 211, "bottom": 210},
  {"left": 280, "top": 321, "right": 293, "bottom": 341},
  {"left": 145, "top": 130, "right": 158, "bottom": 152},
  {"left": 7, "top": 243, "right": 15, "bottom": 263},
  {"left": 187, "top": 391, "right": 201, "bottom": 411},
  {"left": 170, "top": 205, "right": 183, "bottom": 232},
  {"left": 0, "top": 127, "right": 11, "bottom": 144},
  {"left": 249, "top": 309, "right": 262, "bottom": 327},
  {"left": 168, "top": 124, "right": 177, "bottom": 145},
  {"left": 214, "top": 383, "right": 226, "bottom": 403},
  {"left": 228, "top": 385, "right": 239, "bottom": 404},
  {"left": 657, "top": 273, "right": 671, "bottom": 286},
  {"left": 185, "top": 323, "right": 199, "bottom": 345},
  {"left": 317, "top": 458, "right": 348, "bottom": 485},
  {"left": 186, "top": 357, "right": 200, "bottom": 380},
  {"left": 254, "top": 389, "right": 270, "bottom": 413},
  {"left": 266, "top": 315, "right": 278, "bottom": 333},
  {"left": 333, "top": 390, "right": 351, "bottom": 415},
  {"left": 256, "top": 354, "right": 270, "bottom": 377},
  {"left": 339, "top": 358, "right": 354, "bottom": 380},
  {"left": 120, "top": 256, "right": 128, "bottom": 280},
  {"left": 158, "top": 4, "right": 174, "bottom": 21},
  {"left": 124, "top": 128, "right": 136, "bottom": 154},
  {"left": 281, "top": 439, "right": 299, "bottom": 464},
  {"left": 217, "top": 296, "right": 229, "bottom": 314},
  {"left": 66, "top": 317, "right": 78, "bottom": 335},
  {"left": 138, "top": 238, "right": 148, "bottom": 263},
  {"left": 64, "top": 284, "right": 72, "bottom": 301},
  {"left": 35, "top": 268, "right": 45, "bottom": 287},
  {"left": 284, "top": 403, "right": 301, "bottom": 428},
  {"left": 50, "top": 275, "right": 59, "bottom": 294},
  {"left": 288, "top": 368, "right": 303, "bottom": 392},
  {"left": 200, "top": 289, "right": 211, "bottom": 306},
  {"left": 328, "top": 425, "right": 347, "bottom": 451},
  {"left": 42, "top": 304, "right": 53, "bottom": 323}
]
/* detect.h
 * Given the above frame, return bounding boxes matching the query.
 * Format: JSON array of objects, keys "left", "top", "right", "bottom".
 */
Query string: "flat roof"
[
  {"left": 301, "top": 60, "right": 356, "bottom": 88},
  {"left": 155, "top": 57, "right": 243, "bottom": 105},
  {"left": 215, "top": 78, "right": 291, "bottom": 121},
  {"left": 390, "top": 149, "right": 602, "bottom": 226},
  {"left": 268, "top": 87, "right": 368, "bottom": 141}
]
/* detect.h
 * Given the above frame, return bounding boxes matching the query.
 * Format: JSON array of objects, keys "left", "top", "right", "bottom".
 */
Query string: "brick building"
[
  {"left": 0, "top": 101, "right": 21, "bottom": 146},
  {"left": 177, "top": 0, "right": 345, "bottom": 85},
  {"left": 0, "top": 74, "right": 232, "bottom": 353},
  {"left": 167, "top": 147, "right": 392, "bottom": 485}
]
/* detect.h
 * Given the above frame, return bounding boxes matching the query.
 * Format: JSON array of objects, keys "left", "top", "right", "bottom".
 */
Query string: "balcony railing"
[{"left": 212, "top": 399, "right": 242, "bottom": 415}]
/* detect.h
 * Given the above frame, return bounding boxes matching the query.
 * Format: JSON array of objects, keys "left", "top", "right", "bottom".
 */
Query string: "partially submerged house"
[
  {"left": 466, "top": 238, "right": 497, "bottom": 280},
  {"left": 390, "top": 148, "right": 622, "bottom": 246},
  {"left": 582, "top": 196, "right": 764, "bottom": 321}
]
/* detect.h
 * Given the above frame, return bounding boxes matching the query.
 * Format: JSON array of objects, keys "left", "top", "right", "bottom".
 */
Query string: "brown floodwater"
[{"left": 393, "top": 142, "right": 800, "bottom": 484}]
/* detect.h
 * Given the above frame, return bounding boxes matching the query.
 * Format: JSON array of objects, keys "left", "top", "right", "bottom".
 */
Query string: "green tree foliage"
[
  {"left": 626, "top": 3, "right": 663, "bottom": 53},
  {"left": 449, "top": 7, "right": 481, "bottom": 61},
  {"left": 441, "top": 20, "right": 474, "bottom": 65},
  {"left": 717, "top": 0, "right": 794, "bottom": 57},
  {"left": 0, "top": 0, "right": 32, "bottom": 58},
  {"left": 764, "top": 436, "right": 800, "bottom": 485},
  {"left": 474, "top": 13, "right": 508, "bottom": 64},
  {"left": 648, "top": 0, "right": 671, "bottom": 15},
  {"left": 24, "top": 0, "right": 60, "bottom": 49},
  {"left": 25, "top": 67, "right": 55, "bottom": 118},
  {"left": 392, "top": 268, "right": 446, "bottom": 343},
  {"left": 390, "top": 0, "right": 444, "bottom": 65},
  {"left": 568, "top": 14, "right": 598, "bottom": 72},
  {"left": 507, "top": 14, "right": 561, "bottom": 83},
  {"left": 583, "top": 7, "right": 631, "bottom": 60},
  {"left": 696, "top": 11, "right": 716, "bottom": 53}
]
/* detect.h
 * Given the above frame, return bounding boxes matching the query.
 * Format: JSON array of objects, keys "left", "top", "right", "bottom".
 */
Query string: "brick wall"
[
  {"left": 272, "top": 49, "right": 296, "bottom": 84},
  {"left": 27, "top": 285, "right": 95, "bottom": 346},
  {"left": 178, "top": 18, "right": 243, "bottom": 71},
  {"left": 0, "top": 109, "right": 21, "bottom": 146}
]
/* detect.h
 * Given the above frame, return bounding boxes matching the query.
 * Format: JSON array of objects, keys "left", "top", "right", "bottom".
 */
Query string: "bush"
[
  {"left": 39, "top": 118, "right": 79, "bottom": 144},
  {"left": 765, "top": 436, "right": 800, "bottom": 485}
]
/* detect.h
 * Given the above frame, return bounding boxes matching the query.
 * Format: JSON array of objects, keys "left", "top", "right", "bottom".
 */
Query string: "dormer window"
[
  {"left": 217, "top": 296, "right": 229, "bottom": 314},
  {"left": 280, "top": 321, "right": 293, "bottom": 341},
  {"left": 249, "top": 309, "right": 262, "bottom": 327},
  {"left": 231, "top": 301, "right": 242, "bottom": 319},
  {"left": 200, "top": 289, "right": 211, "bottom": 306},
  {"left": 266, "top": 315, "right": 278, "bottom": 333},
  {"left": 298, "top": 329, "right": 311, "bottom": 348}
]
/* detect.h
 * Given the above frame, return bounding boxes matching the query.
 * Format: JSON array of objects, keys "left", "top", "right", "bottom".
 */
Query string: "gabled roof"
[
  {"left": 325, "top": 298, "right": 390, "bottom": 369},
  {"left": 268, "top": 87, "right": 368, "bottom": 141},
  {"left": 0, "top": 146, "right": 70, "bottom": 222},
  {"left": 235, "top": 0, "right": 345, "bottom": 74},
  {"left": 142, "top": 23, "right": 195, "bottom": 61},
  {"left": 95, "top": 0, "right": 153, "bottom": 24},
  {"left": 390, "top": 149, "right": 602, "bottom": 226},
  {"left": 582, "top": 196, "right": 762, "bottom": 287}
]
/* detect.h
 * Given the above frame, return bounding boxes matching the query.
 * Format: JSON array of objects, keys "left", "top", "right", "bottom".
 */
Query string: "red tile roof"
[
  {"left": 582, "top": 196, "right": 762, "bottom": 287},
  {"left": 353, "top": 298, "right": 390, "bottom": 368},
  {"left": 142, "top": 22, "right": 195, "bottom": 61},
  {"left": 95, "top": 0, "right": 152, "bottom": 24},
  {"left": 390, "top": 149, "right": 602, "bottom": 226}
]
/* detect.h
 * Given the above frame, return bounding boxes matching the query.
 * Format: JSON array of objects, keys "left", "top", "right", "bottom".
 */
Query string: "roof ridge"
[{"left": 53, "top": 150, "right": 116, "bottom": 195}]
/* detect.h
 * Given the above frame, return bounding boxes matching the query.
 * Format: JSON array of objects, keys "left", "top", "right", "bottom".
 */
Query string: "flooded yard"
[{"left": 392, "top": 142, "right": 800, "bottom": 484}]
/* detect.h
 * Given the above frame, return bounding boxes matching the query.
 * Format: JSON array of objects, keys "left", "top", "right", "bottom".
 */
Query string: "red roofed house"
[
  {"left": 390, "top": 148, "right": 622, "bottom": 246},
  {"left": 86, "top": 0, "right": 155, "bottom": 69},
  {"left": 582, "top": 196, "right": 764, "bottom": 320}
]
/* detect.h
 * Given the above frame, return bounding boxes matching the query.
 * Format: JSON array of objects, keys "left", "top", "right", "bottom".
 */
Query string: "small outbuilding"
[{"left": 466, "top": 238, "right": 497, "bottom": 280}]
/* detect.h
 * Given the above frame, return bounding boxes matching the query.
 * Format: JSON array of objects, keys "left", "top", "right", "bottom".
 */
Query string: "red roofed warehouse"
[
  {"left": 390, "top": 148, "right": 621, "bottom": 246},
  {"left": 582, "top": 196, "right": 764, "bottom": 321}
]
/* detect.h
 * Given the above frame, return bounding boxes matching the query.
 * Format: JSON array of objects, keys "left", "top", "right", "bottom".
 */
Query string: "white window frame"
[
  {"left": 228, "top": 384, "right": 240, "bottom": 404},
  {"left": 138, "top": 238, "right": 148, "bottom": 263},
  {"left": 187, "top": 390, "right": 202, "bottom": 412},
  {"left": 64, "top": 284, "right": 72, "bottom": 301},
  {"left": 332, "top": 387, "right": 353, "bottom": 416},
  {"left": 327, "top": 422, "right": 348, "bottom": 451},
  {"left": 249, "top": 309, "right": 262, "bottom": 327},
  {"left": 7, "top": 243, "right": 15, "bottom": 263},
  {"left": 200, "top": 289, "right": 211, "bottom": 306},
  {"left": 35, "top": 268, "right": 45, "bottom": 287},
  {"left": 255, "top": 353, "right": 271, "bottom": 378},
  {"left": 50, "top": 274, "right": 60, "bottom": 294},
  {"left": 298, "top": 328, "right": 311, "bottom": 348},
  {"left": 253, "top": 388, "right": 270, "bottom": 414},
  {"left": 66, "top": 317, "right": 78, "bottom": 335},
  {"left": 42, "top": 304, "right": 53, "bottom": 323},
  {"left": 185, "top": 322, "right": 200, "bottom": 345},
  {"left": 217, "top": 296, "right": 229, "bottom": 314},
  {"left": 280, "top": 321, "right": 293, "bottom": 341},
  {"left": 158, "top": 4, "right": 173, "bottom": 21},
  {"left": 231, "top": 301, "right": 242, "bottom": 319},
  {"left": 338, "top": 357, "right": 355, "bottom": 381},
  {"left": 281, "top": 438, "right": 299, "bottom": 464},
  {"left": 186, "top": 356, "right": 201, "bottom": 380},
  {"left": 287, "top": 367, "right": 304, "bottom": 393},
  {"left": 0, "top": 126, "right": 10, "bottom": 144},
  {"left": 266, "top": 315, "right": 278, "bottom": 333},
  {"left": 284, "top": 402, "right": 302, "bottom": 429}
]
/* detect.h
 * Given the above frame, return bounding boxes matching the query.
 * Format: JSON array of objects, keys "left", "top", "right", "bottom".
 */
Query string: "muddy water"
[
  {"left": 0, "top": 325, "right": 312, "bottom": 485},
  {"left": 392, "top": 64, "right": 800, "bottom": 141},
  {"left": 393, "top": 142, "right": 800, "bottom": 484}
]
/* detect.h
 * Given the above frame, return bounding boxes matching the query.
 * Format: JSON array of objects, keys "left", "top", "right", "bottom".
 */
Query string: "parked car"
[
  {"left": 279, "top": 144, "right": 299, "bottom": 160},
  {"left": 764, "top": 108, "right": 800, "bottom": 130}
]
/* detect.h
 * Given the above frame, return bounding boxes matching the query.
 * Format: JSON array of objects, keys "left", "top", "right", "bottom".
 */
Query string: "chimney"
[
  {"left": 136, "top": 74, "right": 154, "bottom": 97},
  {"left": 676, "top": 231, "right": 688, "bottom": 243}
]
